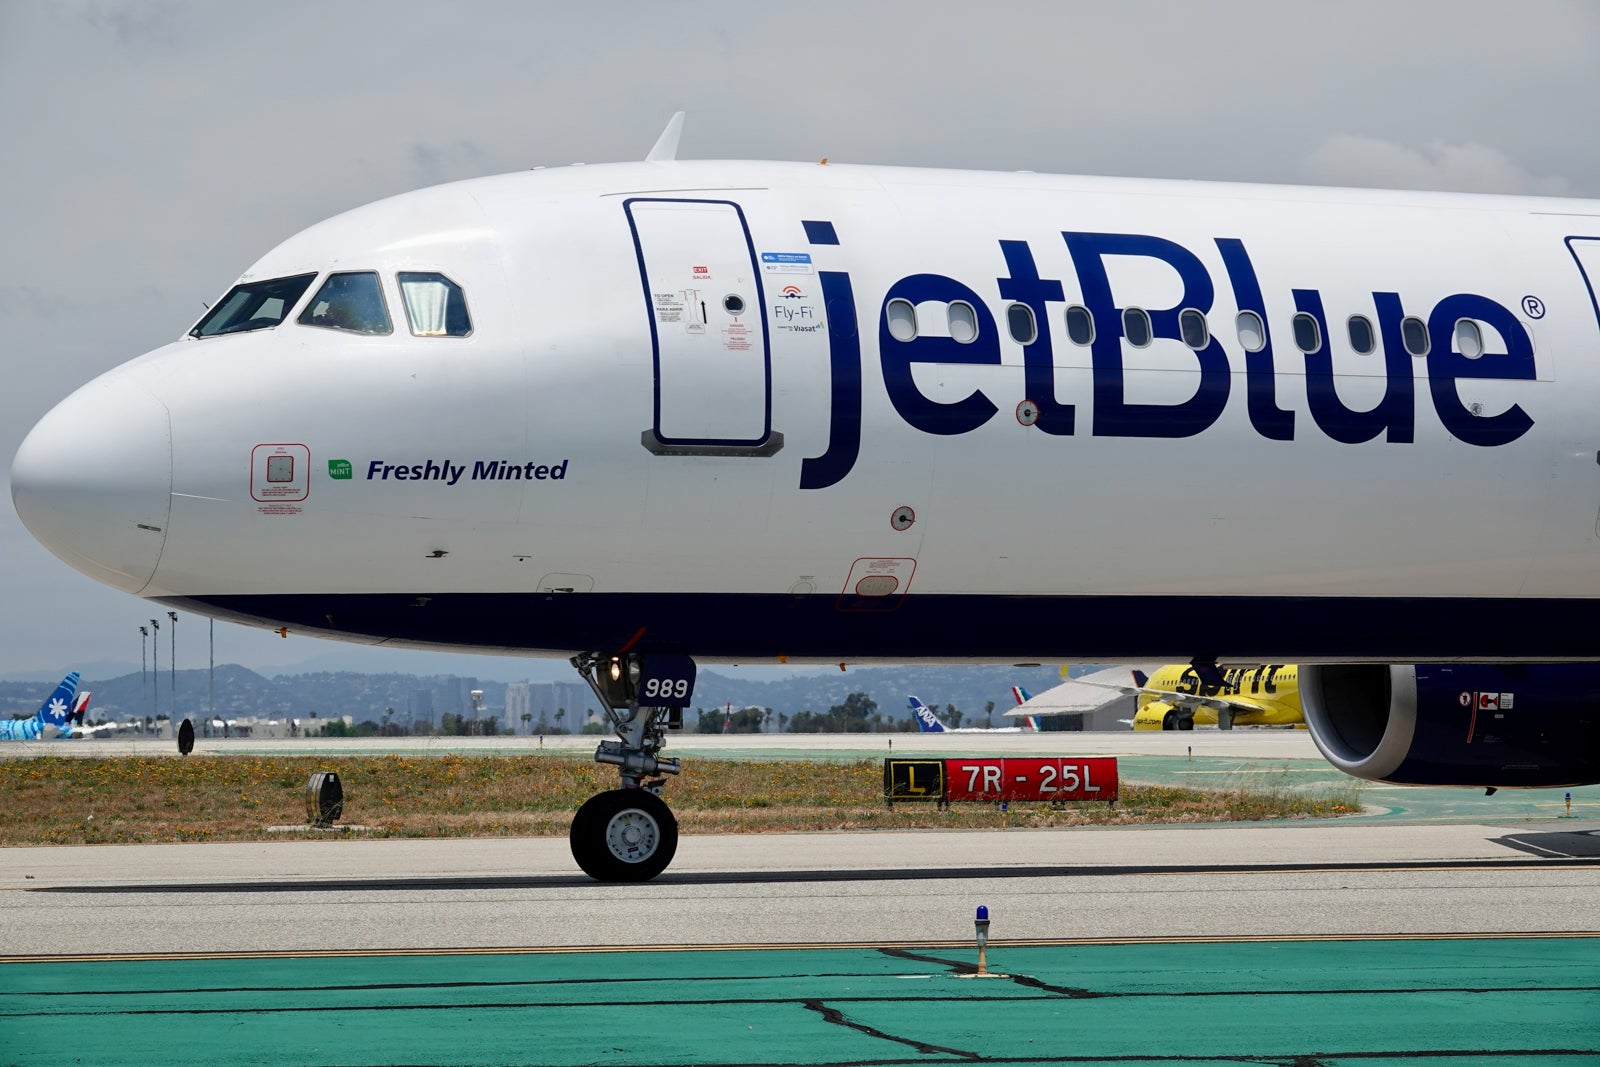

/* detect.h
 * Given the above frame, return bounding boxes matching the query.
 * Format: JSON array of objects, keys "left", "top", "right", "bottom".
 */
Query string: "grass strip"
[{"left": 0, "top": 754, "right": 1361, "bottom": 845}]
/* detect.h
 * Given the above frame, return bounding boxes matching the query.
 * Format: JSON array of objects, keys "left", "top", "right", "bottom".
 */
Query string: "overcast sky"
[{"left": 2, "top": 0, "right": 1597, "bottom": 679}]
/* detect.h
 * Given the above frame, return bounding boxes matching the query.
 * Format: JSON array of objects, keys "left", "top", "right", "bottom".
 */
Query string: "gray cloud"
[{"left": 1304, "top": 135, "right": 1575, "bottom": 195}]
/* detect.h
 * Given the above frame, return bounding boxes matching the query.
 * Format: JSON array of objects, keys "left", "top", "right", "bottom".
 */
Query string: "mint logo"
[{"left": 328, "top": 459, "right": 353, "bottom": 480}]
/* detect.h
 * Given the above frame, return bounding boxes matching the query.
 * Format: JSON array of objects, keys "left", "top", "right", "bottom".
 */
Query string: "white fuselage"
[{"left": 15, "top": 160, "right": 1600, "bottom": 662}]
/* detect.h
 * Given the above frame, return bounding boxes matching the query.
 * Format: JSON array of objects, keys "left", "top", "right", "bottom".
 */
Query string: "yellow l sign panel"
[{"left": 883, "top": 760, "right": 945, "bottom": 803}]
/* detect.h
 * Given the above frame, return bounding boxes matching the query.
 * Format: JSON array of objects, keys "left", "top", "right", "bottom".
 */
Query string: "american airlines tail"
[
  {"left": 0, "top": 672, "right": 80, "bottom": 741},
  {"left": 908, "top": 696, "right": 948, "bottom": 733}
]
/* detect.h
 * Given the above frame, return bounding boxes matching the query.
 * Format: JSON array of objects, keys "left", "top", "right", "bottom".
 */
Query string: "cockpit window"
[
  {"left": 190, "top": 273, "right": 317, "bottom": 337},
  {"left": 398, "top": 272, "right": 472, "bottom": 336},
  {"left": 297, "top": 271, "right": 392, "bottom": 335}
]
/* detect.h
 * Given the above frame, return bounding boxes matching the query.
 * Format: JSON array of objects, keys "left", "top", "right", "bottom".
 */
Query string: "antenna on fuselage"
[{"left": 646, "top": 111, "right": 685, "bottom": 162}]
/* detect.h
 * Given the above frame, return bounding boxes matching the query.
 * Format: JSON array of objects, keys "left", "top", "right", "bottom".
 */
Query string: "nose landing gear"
[
  {"left": 568, "top": 652, "right": 695, "bottom": 881},
  {"left": 569, "top": 787, "right": 679, "bottom": 882}
]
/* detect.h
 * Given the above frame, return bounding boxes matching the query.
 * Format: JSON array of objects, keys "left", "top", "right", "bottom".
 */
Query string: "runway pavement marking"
[
  {"left": 3, "top": 938, "right": 1595, "bottom": 1067},
  {"left": 12, "top": 855, "right": 1598, "bottom": 898}
]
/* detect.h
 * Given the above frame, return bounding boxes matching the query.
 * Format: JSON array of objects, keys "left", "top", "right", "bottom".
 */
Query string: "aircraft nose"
[{"left": 11, "top": 376, "right": 172, "bottom": 593}]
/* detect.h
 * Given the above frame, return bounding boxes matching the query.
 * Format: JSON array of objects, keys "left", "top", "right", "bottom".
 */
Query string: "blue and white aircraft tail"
[
  {"left": 908, "top": 695, "right": 1027, "bottom": 733},
  {"left": 0, "top": 672, "right": 80, "bottom": 741},
  {"left": 909, "top": 695, "right": 949, "bottom": 733}
]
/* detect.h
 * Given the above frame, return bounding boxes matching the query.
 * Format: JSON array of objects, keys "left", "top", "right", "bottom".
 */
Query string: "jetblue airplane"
[
  {"left": 0, "top": 673, "right": 80, "bottom": 741},
  {"left": 908, "top": 695, "right": 1025, "bottom": 733},
  {"left": 14, "top": 116, "right": 1600, "bottom": 878}
]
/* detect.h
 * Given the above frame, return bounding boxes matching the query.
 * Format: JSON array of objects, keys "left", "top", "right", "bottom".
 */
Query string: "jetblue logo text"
[{"left": 799, "top": 230, "right": 1537, "bottom": 489}]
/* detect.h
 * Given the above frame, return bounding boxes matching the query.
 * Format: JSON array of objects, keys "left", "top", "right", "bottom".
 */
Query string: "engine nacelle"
[{"left": 1300, "top": 664, "right": 1600, "bottom": 787}]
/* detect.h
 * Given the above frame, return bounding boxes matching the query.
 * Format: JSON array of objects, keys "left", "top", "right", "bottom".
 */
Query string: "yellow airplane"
[
  {"left": 1124, "top": 664, "right": 1304, "bottom": 730},
  {"left": 1006, "top": 664, "right": 1306, "bottom": 730}
]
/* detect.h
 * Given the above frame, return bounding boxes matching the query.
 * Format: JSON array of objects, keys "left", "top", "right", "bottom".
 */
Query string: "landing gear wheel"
[{"left": 570, "top": 789, "right": 679, "bottom": 882}]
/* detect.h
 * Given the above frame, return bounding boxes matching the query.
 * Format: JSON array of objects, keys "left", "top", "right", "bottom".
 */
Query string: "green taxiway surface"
[{"left": 4, "top": 937, "right": 1596, "bottom": 1066}]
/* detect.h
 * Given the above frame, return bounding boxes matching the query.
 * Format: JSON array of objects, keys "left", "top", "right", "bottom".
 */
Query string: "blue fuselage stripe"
[{"left": 160, "top": 593, "right": 1600, "bottom": 661}]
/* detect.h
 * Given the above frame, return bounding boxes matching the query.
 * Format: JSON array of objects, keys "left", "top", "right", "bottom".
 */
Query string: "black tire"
[
  {"left": 1177, "top": 715, "right": 1195, "bottom": 731},
  {"left": 569, "top": 789, "right": 679, "bottom": 882},
  {"left": 1161, "top": 710, "right": 1179, "bottom": 731}
]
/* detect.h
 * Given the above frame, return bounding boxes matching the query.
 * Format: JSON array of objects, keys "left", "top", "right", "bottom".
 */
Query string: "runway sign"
[
  {"left": 946, "top": 757, "right": 1118, "bottom": 803},
  {"left": 884, "top": 757, "right": 1118, "bottom": 807},
  {"left": 884, "top": 759, "right": 946, "bottom": 804}
]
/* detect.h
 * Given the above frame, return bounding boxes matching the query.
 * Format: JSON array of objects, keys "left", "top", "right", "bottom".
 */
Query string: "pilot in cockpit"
[{"left": 300, "top": 271, "right": 391, "bottom": 334}]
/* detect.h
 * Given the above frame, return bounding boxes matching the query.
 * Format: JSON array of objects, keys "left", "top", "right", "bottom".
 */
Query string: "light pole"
[
  {"left": 167, "top": 611, "right": 177, "bottom": 723},
  {"left": 149, "top": 618, "right": 159, "bottom": 725},
  {"left": 139, "top": 625, "right": 149, "bottom": 718}
]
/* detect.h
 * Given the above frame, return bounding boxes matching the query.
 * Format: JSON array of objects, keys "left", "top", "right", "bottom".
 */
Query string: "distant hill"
[{"left": 0, "top": 664, "right": 1068, "bottom": 729}]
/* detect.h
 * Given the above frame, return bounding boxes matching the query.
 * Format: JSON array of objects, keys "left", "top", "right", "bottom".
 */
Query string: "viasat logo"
[{"left": 328, "top": 459, "right": 353, "bottom": 480}]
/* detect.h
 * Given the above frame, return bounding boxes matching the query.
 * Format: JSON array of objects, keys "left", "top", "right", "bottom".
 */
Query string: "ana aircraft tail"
[
  {"left": 0, "top": 672, "right": 80, "bottom": 741},
  {"left": 907, "top": 696, "right": 947, "bottom": 733}
]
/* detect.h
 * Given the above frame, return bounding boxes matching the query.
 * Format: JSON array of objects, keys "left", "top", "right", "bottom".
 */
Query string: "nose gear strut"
[{"left": 568, "top": 652, "right": 693, "bottom": 881}]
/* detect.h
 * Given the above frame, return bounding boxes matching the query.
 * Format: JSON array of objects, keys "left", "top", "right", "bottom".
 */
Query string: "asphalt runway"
[
  {"left": 3, "top": 733, "right": 1598, "bottom": 1065},
  {"left": 4, "top": 822, "right": 1599, "bottom": 956}
]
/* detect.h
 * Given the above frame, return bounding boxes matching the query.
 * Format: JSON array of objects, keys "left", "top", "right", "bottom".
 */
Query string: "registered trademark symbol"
[{"left": 1522, "top": 295, "right": 1545, "bottom": 319}]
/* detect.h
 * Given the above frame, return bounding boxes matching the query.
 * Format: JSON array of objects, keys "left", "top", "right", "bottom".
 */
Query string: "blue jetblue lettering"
[
  {"left": 879, "top": 274, "right": 1001, "bottom": 435},
  {"left": 997, "top": 240, "right": 1073, "bottom": 435},
  {"left": 1063, "top": 231, "right": 1231, "bottom": 438},
  {"left": 1216, "top": 238, "right": 1293, "bottom": 440},
  {"left": 800, "top": 271, "right": 862, "bottom": 490},
  {"left": 1426, "top": 293, "right": 1536, "bottom": 446},
  {"left": 1300, "top": 288, "right": 1414, "bottom": 444},
  {"left": 795, "top": 225, "right": 1537, "bottom": 490}
]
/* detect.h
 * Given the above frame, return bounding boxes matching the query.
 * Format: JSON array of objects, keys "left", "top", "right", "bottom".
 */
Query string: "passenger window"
[
  {"left": 1455, "top": 318, "right": 1484, "bottom": 359},
  {"left": 190, "top": 273, "right": 317, "bottom": 337},
  {"left": 1122, "top": 307, "right": 1152, "bottom": 348},
  {"left": 1179, "top": 308, "right": 1209, "bottom": 350},
  {"left": 298, "top": 271, "right": 392, "bottom": 335},
  {"left": 948, "top": 301, "right": 979, "bottom": 344},
  {"left": 1006, "top": 303, "right": 1037, "bottom": 345},
  {"left": 1292, "top": 312, "right": 1321, "bottom": 354},
  {"left": 1064, "top": 305, "right": 1095, "bottom": 346},
  {"left": 886, "top": 298, "right": 917, "bottom": 342},
  {"left": 1347, "top": 315, "right": 1375, "bottom": 355},
  {"left": 1235, "top": 310, "right": 1266, "bottom": 353},
  {"left": 1402, "top": 316, "right": 1430, "bottom": 357},
  {"left": 398, "top": 272, "right": 472, "bottom": 337}
]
